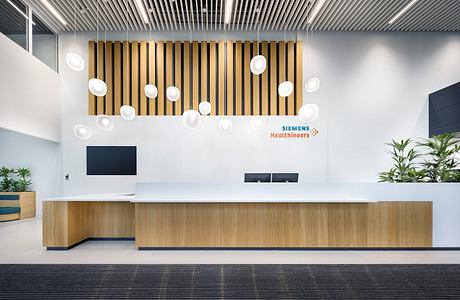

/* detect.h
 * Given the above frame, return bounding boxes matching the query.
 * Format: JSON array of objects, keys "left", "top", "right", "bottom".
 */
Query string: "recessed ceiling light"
[
  {"left": 134, "top": 0, "right": 149, "bottom": 24},
  {"left": 40, "top": 0, "right": 67, "bottom": 26},
  {"left": 307, "top": 0, "right": 326, "bottom": 24},
  {"left": 388, "top": 0, "right": 418, "bottom": 25},
  {"left": 225, "top": 0, "right": 233, "bottom": 24}
]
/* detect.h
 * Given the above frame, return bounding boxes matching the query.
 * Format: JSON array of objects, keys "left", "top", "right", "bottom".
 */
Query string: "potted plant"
[
  {"left": 0, "top": 167, "right": 35, "bottom": 221},
  {"left": 379, "top": 133, "right": 460, "bottom": 183}
]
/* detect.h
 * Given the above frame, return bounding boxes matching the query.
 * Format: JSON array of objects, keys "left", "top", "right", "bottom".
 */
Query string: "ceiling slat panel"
[{"left": 24, "top": 0, "right": 459, "bottom": 33}]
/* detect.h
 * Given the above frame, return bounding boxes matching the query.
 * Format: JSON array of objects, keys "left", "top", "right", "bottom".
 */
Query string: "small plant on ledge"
[
  {"left": 379, "top": 133, "right": 460, "bottom": 183},
  {"left": 417, "top": 133, "right": 460, "bottom": 182},
  {"left": 378, "top": 139, "right": 425, "bottom": 182},
  {"left": 0, "top": 167, "right": 32, "bottom": 192}
]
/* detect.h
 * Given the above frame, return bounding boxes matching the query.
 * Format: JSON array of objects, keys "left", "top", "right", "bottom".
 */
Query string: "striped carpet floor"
[{"left": 0, "top": 264, "right": 459, "bottom": 299}]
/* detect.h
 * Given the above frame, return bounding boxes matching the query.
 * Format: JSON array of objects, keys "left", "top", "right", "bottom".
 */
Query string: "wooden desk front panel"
[
  {"left": 135, "top": 202, "right": 432, "bottom": 248},
  {"left": 43, "top": 201, "right": 135, "bottom": 248}
]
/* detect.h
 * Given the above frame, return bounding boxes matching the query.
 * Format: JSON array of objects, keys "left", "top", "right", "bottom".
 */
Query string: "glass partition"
[
  {"left": 32, "top": 13, "right": 58, "bottom": 71},
  {"left": 0, "top": 0, "right": 28, "bottom": 50}
]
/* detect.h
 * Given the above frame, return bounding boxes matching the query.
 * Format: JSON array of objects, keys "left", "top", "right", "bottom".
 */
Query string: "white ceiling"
[{"left": 26, "top": 0, "right": 460, "bottom": 33}]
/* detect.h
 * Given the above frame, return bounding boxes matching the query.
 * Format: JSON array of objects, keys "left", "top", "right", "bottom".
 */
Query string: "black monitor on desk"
[
  {"left": 244, "top": 173, "right": 271, "bottom": 183},
  {"left": 272, "top": 173, "right": 299, "bottom": 183}
]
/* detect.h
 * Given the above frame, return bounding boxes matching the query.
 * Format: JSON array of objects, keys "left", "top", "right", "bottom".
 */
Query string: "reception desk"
[{"left": 42, "top": 183, "right": 444, "bottom": 250}]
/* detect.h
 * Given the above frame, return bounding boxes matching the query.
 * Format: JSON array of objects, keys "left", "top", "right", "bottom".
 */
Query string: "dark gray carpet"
[{"left": 0, "top": 264, "right": 459, "bottom": 299}]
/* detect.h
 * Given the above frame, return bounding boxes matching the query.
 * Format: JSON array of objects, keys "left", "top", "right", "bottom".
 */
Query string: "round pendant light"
[
  {"left": 166, "top": 86, "right": 181, "bottom": 102},
  {"left": 199, "top": 101, "right": 211, "bottom": 115},
  {"left": 250, "top": 55, "right": 267, "bottom": 75},
  {"left": 299, "top": 104, "right": 320, "bottom": 123},
  {"left": 120, "top": 105, "right": 136, "bottom": 121},
  {"left": 305, "top": 77, "right": 321, "bottom": 93},
  {"left": 66, "top": 53, "right": 85, "bottom": 71},
  {"left": 88, "top": 78, "right": 107, "bottom": 97},
  {"left": 182, "top": 110, "right": 201, "bottom": 129},
  {"left": 278, "top": 81, "right": 294, "bottom": 97},
  {"left": 73, "top": 124, "right": 92, "bottom": 140},
  {"left": 145, "top": 84, "right": 158, "bottom": 99},
  {"left": 96, "top": 115, "right": 114, "bottom": 131},
  {"left": 218, "top": 118, "right": 233, "bottom": 135},
  {"left": 251, "top": 117, "right": 266, "bottom": 132}
]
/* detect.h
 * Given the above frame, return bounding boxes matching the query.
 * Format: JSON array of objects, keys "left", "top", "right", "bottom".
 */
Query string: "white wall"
[
  {"left": 62, "top": 116, "right": 326, "bottom": 195},
  {"left": 0, "top": 128, "right": 61, "bottom": 216},
  {"left": 0, "top": 32, "right": 60, "bottom": 142},
  {"left": 58, "top": 31, "right": 460, "bottom": 190}
]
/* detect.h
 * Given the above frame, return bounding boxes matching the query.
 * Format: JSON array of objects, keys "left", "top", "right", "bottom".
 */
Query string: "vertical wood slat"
[
  {"left": 235, "top": 41, "right": 243, "bottom": 116},
  {"left": 157, "top": 42, "right": 165, "bottom": 115},
  {"left": 88, "top": 41, "right": 96, "bottom": 115},
  {"left": 201, "top": 42, "right": 208, "bottom": 105},
  {"left": 243, "top": 41, "right": 251, "bottom": 116},
  {"left": 270, "top": 42, "right": 278, "bottom": 116},
  {"left": 183, "top": 42, "right": 191, "bottom": 112},
  {"left": 105, "top": 41, "right": 113, "bottom": 115},
  {"left": 131, "top": 42, "right": 139, "bottom": 114},
  {"left": 166, "top": 41, "right": 173, "bottom": 115},
  {"left": 278, "top": 41, "right": 286, "bottom": 116},
  {"left": 139, "top": 41, "right": 147, "bottom": 116},
  {"left": 122, "top": 41, "right": 131, "bottom": 106},
  {"left": 287, "top": 42, "right": 295, "bottom": 116},
  {"left": 175, "top": 42, "right": 182, "bottom": 115},
  {"left": 252, "top": 42, "right": 260, "bottom": 116},
  {"left": 226, "top": 41, "right": 234, "bottom": 116},
  {"left": 218, "top": 41, "right": 225, "bottom": 116},
  {"left": 113, "top": 42, "right": 122, "bottom": 115},
  {"left": 89, "top": 40, "right": 300, "bottom": 117},
  {"left": 192, "top": 42, "right": 199, "bottom": 110},
  {"left": 97, "top": 41, "right": 105, "bottom": 115},
  {"left": 148, "top": 41, "right": 156, "bottom": 115},
  {"left": 261, "top": 42, "right": 269, "bottom": 116},
  {"left": 295, "top": 41, "right": 303, "bottom": 115},
  {"left": 209, "top": 42, "right": 217, "bottom": 115}
]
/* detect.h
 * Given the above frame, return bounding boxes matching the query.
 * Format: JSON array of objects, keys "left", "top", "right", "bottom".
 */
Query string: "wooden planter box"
[{"left": 0, "top": 192, "right": 36, "bottom": 222}]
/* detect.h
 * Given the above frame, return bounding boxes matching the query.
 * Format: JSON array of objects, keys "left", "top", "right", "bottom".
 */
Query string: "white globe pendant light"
[
  {"left": 96, "top": 115, "right": 114, "bottom": 131},
  {"left": 218, "top": 118, "right": 233, "bottom": 134},
  {"left": 182, "top": 110, "right": 201, "bottom": 129},
  {"left": 66, "top": 53, "right": 85, "bottom": 71},
  {"left": 251, "top": 117, "right": 266, "bottom": 131},
  {"left": 250, "top": 55, "right": 267, "bottom": 75},
  {"left": 299, "top": 104, "right": 320, "bottom": 123},
  {"left": 199, "top": 101, "right": 211, "bottom": 115},
  {"left": 73, "top": 125, "right": 92, "bottom": 140},
  {"left": 120, "top": 105, "right": 136, "bottom": 121},
  {"left": 278, "top": 81, "right": 294, "bottom": 97},
  {"left": 166, "top": 86, "right": 181, "bottom": 102},
  {"left": 305, "top": 77, "right": 321, "bottom": 93},
  {"left": 88, "top": 78, "right": 107, "bottom": 97},
  {"left": 145, "top": 84, "right": 158, "bottom": 99}
]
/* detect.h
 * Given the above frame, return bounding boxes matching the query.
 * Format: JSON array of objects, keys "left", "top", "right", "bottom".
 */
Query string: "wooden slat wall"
[
  {"left": 139, "top": 41, "right": 147, "bottom": 116},
  {"left": 166, "top": 41, "right": 173, "bottom": 115},
  {"left": 88, "top": 40, "right": 302, "bottom": 116},
  {"left": 88, "top": 41, "right": 96, "bottom": 115},
  {"left": 218, "top": 42, "right": 225, "bottom": 115},
  {"left": 278, "top": 41, "right": 286, "bottom": 116},
  {"left": 114, "top": 42, "right": 122, "bottom": 115},
  {"left": 148, "top": 41, "right": 156, "bottom": 115},
  {"left": 175, "top": 42, "right": 182, "bottom": 115},
  {"left": 209, "top": 42, "right": 217, "bottom": 116}
]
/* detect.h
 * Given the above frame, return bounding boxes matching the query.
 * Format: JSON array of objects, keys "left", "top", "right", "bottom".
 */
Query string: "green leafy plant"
[
  {"left": 378, "top": 139, "right": 425, "bottom": 182},
  {"left": 0, "top": 167, "right": 16, "bottom": 192},
  {"left": 14, "top": 168, "right": 32, "bottom": 192},
  {"left": 0, "top": 167, "right": 32, "bottom": 192},
  {"left": 417, "top": 133, "right": 460, "bottom": 182}
]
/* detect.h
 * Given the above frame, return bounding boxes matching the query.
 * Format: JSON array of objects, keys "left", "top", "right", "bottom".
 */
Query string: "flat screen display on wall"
[
  {"left": 429, "top": 82, "right": 460, "bottom": 136},
  {"left": 86, "top": 146, "right": 137, "bottom": 175}
]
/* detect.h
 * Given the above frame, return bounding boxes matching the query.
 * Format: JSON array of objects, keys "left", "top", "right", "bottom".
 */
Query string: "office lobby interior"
[{"left": 1, "top": 0, "right": 460, "bottom": 298}]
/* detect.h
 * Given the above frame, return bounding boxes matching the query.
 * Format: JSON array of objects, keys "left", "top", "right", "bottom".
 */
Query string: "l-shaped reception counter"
[{"left": 42, "top": 183, "right": 460, "bottom": 250}]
